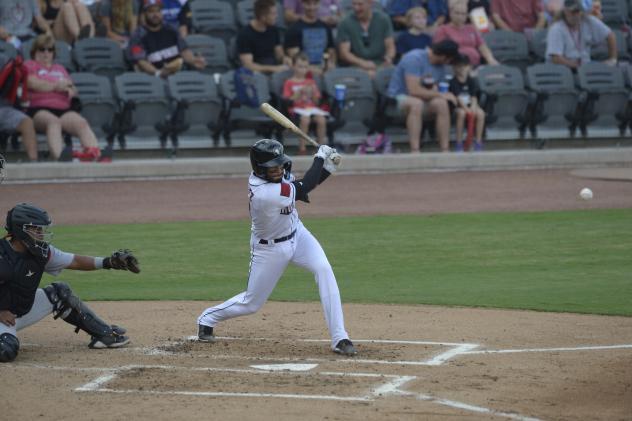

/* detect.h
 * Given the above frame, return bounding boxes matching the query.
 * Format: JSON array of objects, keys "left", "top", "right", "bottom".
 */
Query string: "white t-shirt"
[
  {"left": 248, "top": 173, "right": 299, "bottom": 241},
  {"left": 44, "top": 245, "right": 75, "bottom": 276}
]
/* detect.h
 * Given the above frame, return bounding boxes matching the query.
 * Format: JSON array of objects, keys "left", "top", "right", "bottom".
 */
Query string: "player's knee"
[
  {"left": 0, "top": 333, "right": 20, "bottom": 362},
  {"left": 312, "top": 261, "right": 333, "bottom": 276}
]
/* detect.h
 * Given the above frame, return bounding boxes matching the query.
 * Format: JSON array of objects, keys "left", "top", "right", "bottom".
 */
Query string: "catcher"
[{"left": 0, "top": 203, "right": 140, "bottom": 362}]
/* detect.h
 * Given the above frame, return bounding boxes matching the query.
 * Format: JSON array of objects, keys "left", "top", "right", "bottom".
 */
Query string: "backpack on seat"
[
  {"left": 0, "top": 56, "right": 28, "bottom": 105},
  {"left": 356, "top": 133, "right": 392, "bottom": 154},
  {"left": 233, "top": 66, "right": 260, "bottom": 107}
]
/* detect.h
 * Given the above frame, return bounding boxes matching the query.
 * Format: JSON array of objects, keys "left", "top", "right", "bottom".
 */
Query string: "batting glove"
[
  {"left": 324, "top": 152, "right": 341, "bottom": 174},
  {"left": 315, "top": 145, "right": 334, "bottom": 160}
]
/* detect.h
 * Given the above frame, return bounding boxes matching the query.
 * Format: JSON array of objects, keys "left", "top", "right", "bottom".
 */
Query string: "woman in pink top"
[
  {"left": 25, "top": 34, "right": 101, "bottom": 161},
  {"left": 433, "top": 1, "right": 498, "bottom": 67}
]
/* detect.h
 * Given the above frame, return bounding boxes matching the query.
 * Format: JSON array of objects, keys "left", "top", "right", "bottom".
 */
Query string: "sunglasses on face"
[{"left": 37, "top": 47, "right": 55, "bottom": 53}]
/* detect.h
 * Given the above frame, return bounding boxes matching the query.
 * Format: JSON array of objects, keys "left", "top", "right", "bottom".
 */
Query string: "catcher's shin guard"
[{"left": 44, "top": 282, "right": 130, "bottom": 348}]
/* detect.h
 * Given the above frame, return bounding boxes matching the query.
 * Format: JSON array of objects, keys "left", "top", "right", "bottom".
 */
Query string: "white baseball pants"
[
  {"left": 198, "top": 222, "right": 350, "bottom": 348},
  {"left": 0, "top": 289, "right": 54, "bottom": 337}
]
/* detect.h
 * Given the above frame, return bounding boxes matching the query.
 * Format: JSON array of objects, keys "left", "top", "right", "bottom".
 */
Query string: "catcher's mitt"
[{"left": 104, "top": 249, "right": 140, "bottom": 273}]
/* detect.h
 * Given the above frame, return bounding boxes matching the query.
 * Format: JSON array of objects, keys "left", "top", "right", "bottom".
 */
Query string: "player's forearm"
[
  {"left": 67, "top": 254, "right": 100, "bottom": 271},
  {"left": 294, "top": 157, "right": 324, "bottom": 198}
]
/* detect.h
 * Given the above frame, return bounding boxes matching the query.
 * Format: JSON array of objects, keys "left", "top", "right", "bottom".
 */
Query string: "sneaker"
[
  {"left": 58, "top": 145, "right": 73, "bottom": 162},
  {"left": 333, "top": 339, "right": 357, "bottom": 356},
  {"left": 89, "top": 333, "right": 130, "bottom": 349},
  {"left": 455, "top": 142, "right": 464, "bottom": 152},
  {"left": 473, "top": 142, "right": 483, "bottom": 152},
  {"left": 74, "top": 146, "right": 101, "bottom": 162},
  {"left": 198, "top": 324, "right": 215, "bottom": 342}
]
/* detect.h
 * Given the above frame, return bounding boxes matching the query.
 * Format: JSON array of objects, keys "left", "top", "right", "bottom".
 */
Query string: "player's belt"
[{"left": 259, "top": 229, "right": 296, "bottom": 245}]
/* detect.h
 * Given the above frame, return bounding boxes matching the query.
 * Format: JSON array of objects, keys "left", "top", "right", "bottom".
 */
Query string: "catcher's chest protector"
[{"left": 0, "top": 240, "right": 45, "bottom": 317}]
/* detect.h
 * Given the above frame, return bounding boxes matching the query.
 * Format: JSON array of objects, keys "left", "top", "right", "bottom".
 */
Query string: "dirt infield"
[{"left": 1, "top": 169, "right": 632, "bottom": 420}]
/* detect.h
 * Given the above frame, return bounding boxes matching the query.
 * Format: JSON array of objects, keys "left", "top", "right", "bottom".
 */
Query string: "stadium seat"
[
  {"left": 167, "top": 71, "right": 223, "bottom": 145},
  {"left": 591, "top": 29, "right": 630, "bottom": 62},
  {"left": 185, "top": 34, "right": 231, "bottom": 74},
  {"left": 476, "top": 65, "right": 530, "bottom": 140},
  {"left": 21, "top": 39, "right": 74, "bottom": 71},
  {"left": 529, "top": 29, "right": 548, "bottom": 63},
  {"left": 373, "top": 66, "right": 405, "bottom": 131},
  {"left": 525, "top": 63, "right": 580, "bottom": 140},
  {"left": 601, "top": 0, "right": 629, "bottom": 29},
  {"left": 73, "top": 38, "right": 127, "bottom": 79},
  {"left": 576, "top": 62, "right": 629, "bottom": 137},
  {"left": 323, "top": 67, "right": 377, "bottom": 133},
  {"left": 269, "top": 69, "right": 341, "bottom": 145},
  {"left": 482, "top": 30, "right": 530, "bottom": 72},
  {"left": 217, "top": 69, "right": 278, "bottom": 145},
  {"left": 191, "top": 0, "right": 238, "bottom": 44},
  {"left": 114, "top": 72, "right": 172, "bottom": 148},
  {"left": 70, "top": 72, "right": 119, "bottom": 142},
  {"left": 0, "top": 41, "right": 17, "bottom": 60}
]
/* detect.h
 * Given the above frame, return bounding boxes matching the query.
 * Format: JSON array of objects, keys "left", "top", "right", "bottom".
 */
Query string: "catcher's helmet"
[
  {"left": 250, "top": 139, "right": 291, "bottom": 182},
  {"left": 5, "top": 203, "right": 53, "bottom": 258}
]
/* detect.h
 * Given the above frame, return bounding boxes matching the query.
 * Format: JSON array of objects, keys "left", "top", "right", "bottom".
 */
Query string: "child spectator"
[
  {"left": 282, "top": 53, "right": 327, "bottom": 154},
  {"left": 396, "top": 7, "right": 432, "bottom": 58},
  {"left": 449, "top": 54, "right": 485, "bottom": 151}
]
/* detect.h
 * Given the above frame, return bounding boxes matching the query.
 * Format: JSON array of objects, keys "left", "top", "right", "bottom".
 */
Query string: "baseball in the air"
[{"left": 579, "top": 187, "right": 593, "bottom": 200}]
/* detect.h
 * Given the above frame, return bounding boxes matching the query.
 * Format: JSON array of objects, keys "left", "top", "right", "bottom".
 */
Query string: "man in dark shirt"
[
  {"left": 127, "top": 0, "right": 205, "bottom": 78},
  {"left": 284, "top": 0, "right": 336, "bottom": 74},
  {"left": 237, "top": 0, "right": 290, "bottom": 74}
]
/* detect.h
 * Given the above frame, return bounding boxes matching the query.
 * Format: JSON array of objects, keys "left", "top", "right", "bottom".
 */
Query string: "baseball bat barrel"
[{"left": 260, "top": 102, "right": 320, "bottom": 148}]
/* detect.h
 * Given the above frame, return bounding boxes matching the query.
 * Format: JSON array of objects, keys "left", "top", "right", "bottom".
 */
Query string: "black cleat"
[
  {"left": 333, "top": 339, "right": 357, "bottom": 356},
  {"left": 198, "top": 324, "right": 215, "bottom": 342},
  {"left": 89, "top": 333, "right": 130, "bottom": 349}
]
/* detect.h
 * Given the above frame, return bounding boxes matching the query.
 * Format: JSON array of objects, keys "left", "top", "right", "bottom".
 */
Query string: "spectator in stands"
[
  {"left": 128, "top": 0, "right": 205, "bottom": 78},
  {"left": 546, "top": 0, "right": 616, "bottom": 69},
  {"left": 449, "top": 54, "right": 485, "bottom": 152},
  {"left": 282, "top": 53, "right": 327, "bottom": 154},
  {"left": 39, "top": 0, "right": 95, "bottom": 44},
  {"left": 543, "top": 0, "right": 564, "bottom": 23},
  {"left": 24, "top": 34, "right": 102, "bottom": 161},
  {"left": 284, "top": 0, "right": 341, "bottom": 27},
  {"left": 285, "top": 0, "right": 337, "bottom": 75},
  {"left": 386, "top": 40, "right": 460, "bottom": 153},
  {"left": 433, "top": 0, "right": 498, "bottom": 67},
  {"left": 491, "top": 0, "right": 546, "bottom": 33},
  {"left": 98, "top": 0, "right": 139, "bottom": 48},
  {"left": 396, "top": 7, "right": 433, "bottom": 58},
  {"left": 589, "top": 0, "right": 603, "bottom": 20},
  {"left": 0, "top": 1, "right": 51, "bottom": 47},
  {"left": 139, "top": 0, "right": 191, "bottom": 37},
  {"left": 426, "top": 0, "right": 449, "bottom": 29},
  {"left": 237, "top": 0, "right": 290, "bottom": 74},
  {"left": 0, "top": 103, "right": 39, "bottom": 162},
  {"left": 337, "top": 0, "right": 395, "bottom": 78},
  {"left": 386, "top": 0, "right": 422, "bottom": 31}
]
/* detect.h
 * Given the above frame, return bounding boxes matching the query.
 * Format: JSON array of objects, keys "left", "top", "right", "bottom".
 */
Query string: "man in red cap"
[{"left": 127, "top": 0, "right": 205, "bottom": 78}]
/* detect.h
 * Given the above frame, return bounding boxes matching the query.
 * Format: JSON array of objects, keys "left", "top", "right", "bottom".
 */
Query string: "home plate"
[{"left": 250, "top": 363, "right": 318, "bottom": 372}]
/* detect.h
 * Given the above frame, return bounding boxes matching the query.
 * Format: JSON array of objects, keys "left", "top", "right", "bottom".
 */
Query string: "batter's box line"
[
  {"left": 74, "top": 364, "right": 415, "bottom": 403},
  {"left": 176, "top": 336, "right": 480, "bottom": 366},
  {"left": 75, "top": 364, "right": 541, "bottom": 421}
]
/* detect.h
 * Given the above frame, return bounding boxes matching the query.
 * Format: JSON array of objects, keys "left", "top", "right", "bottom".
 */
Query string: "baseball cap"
[
  {"left": 563, "top": 0, "right": 583, "bottom": 11},
  {"left": 143, "top": 0, "right": 162, "bottom": 11}
]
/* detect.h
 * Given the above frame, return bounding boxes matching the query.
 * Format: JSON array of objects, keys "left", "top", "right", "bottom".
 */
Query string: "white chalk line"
[{"left": 463, "top": 344, "right": 632, "bottom": 355}]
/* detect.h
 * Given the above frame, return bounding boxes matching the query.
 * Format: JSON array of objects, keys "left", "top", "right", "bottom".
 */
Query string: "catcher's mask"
[
  {"left": 250, "top": 139, "right": 292, "bottom": 182},
  {"left": 0, "top": 154, "right": 5, "bottom": 184},
  {"left": 5, "top": 203, "right": 53, "bottom": 258}
]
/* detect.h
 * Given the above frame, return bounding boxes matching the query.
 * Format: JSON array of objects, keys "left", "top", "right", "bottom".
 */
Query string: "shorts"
[
  {"left": 26, "top": 107, "right": 71, "bottom": 118},
  {"left": 394, "top": 94, "right": 434, "bottom": 119},
  {"left": 0, "top": 105, "right": 28, "bottom": 132}
]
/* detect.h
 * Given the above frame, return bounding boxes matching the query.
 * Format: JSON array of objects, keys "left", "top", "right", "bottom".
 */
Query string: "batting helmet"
[
  {"left": 5, "top": 203, "right": 53, "bottom": 259},
  {"left": 250, "top": 139, "right": 291, "bottom": 182}
]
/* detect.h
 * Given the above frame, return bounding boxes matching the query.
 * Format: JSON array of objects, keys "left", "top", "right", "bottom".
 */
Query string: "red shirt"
[
  {"left": 491, "top": 0, "right": 543, "bottom": 32},
  {"left": 24, "top": 60, "right": 71, "bottom": 110},
  {"left": 282, "top": 78, "right": 321, "bottom": 110},
  {"left": 433, "top": 24, "right": 485, "bottom": 66}
]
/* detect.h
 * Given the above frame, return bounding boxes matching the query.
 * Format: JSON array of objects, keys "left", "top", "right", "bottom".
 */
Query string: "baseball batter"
[
  {"left": 197, "top": 140, "right": 357, "bottom": 356},
  {"left": 0, "top": 203, "right": 140, "bottom": 362}
]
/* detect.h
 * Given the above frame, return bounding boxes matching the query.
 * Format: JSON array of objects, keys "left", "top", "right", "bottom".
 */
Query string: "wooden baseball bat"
[{"left": 260, "top": 102, "right": 320, "bottom": 148}]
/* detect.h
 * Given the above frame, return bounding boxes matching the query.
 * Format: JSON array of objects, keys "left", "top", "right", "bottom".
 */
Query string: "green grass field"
[{"left": 47, "top": 209, "right": 632, "bottom": 316}]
